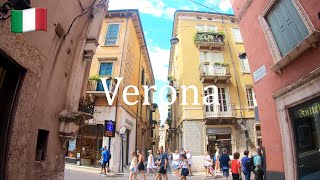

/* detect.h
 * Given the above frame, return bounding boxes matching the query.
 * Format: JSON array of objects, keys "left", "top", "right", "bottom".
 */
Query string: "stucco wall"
[
  {"left": 230, "top": 0, "right": 320, "bottom": 175},
  {"left": 0, "top": 0, "right": 103, "bottom": 179}
]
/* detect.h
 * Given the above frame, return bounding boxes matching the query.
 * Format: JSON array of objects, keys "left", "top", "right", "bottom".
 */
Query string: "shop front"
[
  {"left": 289, "top": 96, "right": 320, "bottom": 180},
  {"left": 66, "top": 124, "right": 104, "bottom": 167},
  {"left": 206, "top": 127, "right": 234, "bottom": 157}
]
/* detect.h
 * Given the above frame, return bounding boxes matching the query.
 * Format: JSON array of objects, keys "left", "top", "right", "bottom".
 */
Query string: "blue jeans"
[{"left": 243, "top": 171, "right": 251, "bottom": 180}]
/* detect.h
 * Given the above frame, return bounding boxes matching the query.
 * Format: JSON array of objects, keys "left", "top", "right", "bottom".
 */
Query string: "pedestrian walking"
[
  {"left": 204, "top": 151, "right": 215, "bottom": 178},
  {"left": 168, "top": 149, "right": 180, "bottom": 177},
  {"left": 146, "top": 150, "right": 157, "bottom": 175},
  {"left": 129, "top": 152, "right": 137, "bottom": 180},
  {"left": 179, "top": 153, "right": 191, "bottom": 180},
  {"left": 231, "top": 152, "right": 242, "bottom": 180},
  {"left": 185, "top": 150, "right": 193, "bottom": 176},
  {"left": 219, "top": 148, "right": 231, "bottom": 180},
  {"left": 214, "top": 146, "right": 220, "bottom": 173},
  {"left": 155, "top": 146, "right": 168, "bottom": 180},
  {"left": 99, "top": 147, "right": 105, "bottom": 174},
  {"left": 100, "top": 147, "right": 110, "bottom": 176},
  {"left": 137, "top": 150, "right": 146, "bottom": 180},
  {"left": 241, "top": 150, "right": 251, "bottom": 180},
  {"left": 253, "top": 147, "right": 264, "bottom": 180}
]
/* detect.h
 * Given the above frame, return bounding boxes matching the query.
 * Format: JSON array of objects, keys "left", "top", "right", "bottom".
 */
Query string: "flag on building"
[{"left": 11, "top": 8, "right": 47, "bottom": 33}]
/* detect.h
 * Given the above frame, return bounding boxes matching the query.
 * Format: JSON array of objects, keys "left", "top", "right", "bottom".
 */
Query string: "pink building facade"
[{"left": 230, "top": 0, "right": 320, "bottom": 179}]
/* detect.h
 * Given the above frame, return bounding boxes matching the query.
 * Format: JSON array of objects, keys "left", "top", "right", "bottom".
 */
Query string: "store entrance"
[
  {"left": 207, "top": 134, "right": 232, "bottom": 157},
  {"left": 0, "top": 52, "right": 25, "bottom": 180},
  {"left": 289, "top": 96, "right": 320, "bottom": 180}
]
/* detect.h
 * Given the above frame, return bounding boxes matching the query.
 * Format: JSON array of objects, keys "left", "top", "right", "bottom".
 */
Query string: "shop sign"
[
  {"left": 125, "top": 119, "right": 134, "bottom": 127},
  {"left": 104, "top": 120, "right": 116, "bottom": 137},
  {"left": 291, "top": 101, "right": 320, "bottom": 119}
]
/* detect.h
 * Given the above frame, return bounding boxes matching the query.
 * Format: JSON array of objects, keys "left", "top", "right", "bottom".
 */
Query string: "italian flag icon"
[{"left": 11, "top": 8, "right": 47, "bottom": 33}]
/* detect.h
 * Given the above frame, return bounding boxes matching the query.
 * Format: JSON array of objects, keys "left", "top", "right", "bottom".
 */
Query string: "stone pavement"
[{"left": 64, "top": 164, "right": 254, "bottom": 180}]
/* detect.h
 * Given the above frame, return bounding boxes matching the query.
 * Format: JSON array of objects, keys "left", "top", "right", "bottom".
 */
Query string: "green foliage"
[
  {"left": 89, "top": 75, "right": 112, "bottom": 81},
  {"left": 214, "top": 62, "right": 229, "bottom": 66}
]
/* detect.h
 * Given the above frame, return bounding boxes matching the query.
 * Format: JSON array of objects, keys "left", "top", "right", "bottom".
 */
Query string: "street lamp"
[{"left": 170, "top": 37, "right": 179, "bottom": 45}]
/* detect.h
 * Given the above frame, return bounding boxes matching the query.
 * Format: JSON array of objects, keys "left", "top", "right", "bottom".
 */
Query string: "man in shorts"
[
  {"left": 219, "top": 148, "right": 230, "bottom": 180},
  {"left": 155, "top": 146, "right": 168, "bottom": 180}
]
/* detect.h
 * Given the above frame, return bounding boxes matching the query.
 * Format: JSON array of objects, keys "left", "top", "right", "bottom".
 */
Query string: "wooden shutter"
[
  {"left": 105, "top": 24, "right": 120, "bottom": 46},
  {"left": 266, "top": 0, "right": 309, "bottom": 57}
]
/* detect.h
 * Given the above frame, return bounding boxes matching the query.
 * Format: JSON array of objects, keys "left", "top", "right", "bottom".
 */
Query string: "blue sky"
[{"left": 109, "top": 0, "right": 233, "bottom": 123}]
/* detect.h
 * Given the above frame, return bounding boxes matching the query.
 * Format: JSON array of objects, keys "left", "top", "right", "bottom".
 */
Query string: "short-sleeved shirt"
[
  {"left": 102, "top": 150, "right": 109, "bottom": 162},
  {"left": 219, "top": 154, "right": 230, "bottom": 170},
  {"left": 231, "top": 160, "right": 241, "bottom": 174},
  {"left": 160, "top": 152, "right": 168, "bottom": 167},
  {"left": 241, "top": 156, "right": 250, "bottom": 173},
  {"left": 253, "top": 155, "right": 262, "bottom": 170},
  {"left": 186, "top": 153, "right": 192, "bottom": 165}
]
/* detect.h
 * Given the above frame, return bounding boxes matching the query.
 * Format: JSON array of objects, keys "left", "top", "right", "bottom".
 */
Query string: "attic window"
[
  {"left": 35, "top": 129, "right": 49, "bottom": 161},
  {"left": 196, "top": 17, "right": 202, "bottom": 19},
  {"left": 207, "top": 18, "right": 212, "bottom": 20}
]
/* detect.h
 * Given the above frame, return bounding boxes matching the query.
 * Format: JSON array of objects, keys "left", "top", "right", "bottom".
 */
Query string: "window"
[
  {"left": 196, "top": 25, "right": 217, "bottom": 33},
  {"left": 232, "top": 28, "right": 243, "bottom": 43},
  {"left": 239, "top": 53, "right": 250, "bottom": 73},
  {"left": 204, "top": 87, "right": 228, "bottom": 112},
  {"left": 140, "top": 97, "right": 144, "bottom": 117},
  {"left": 200, "top": 52, "right": 223, "bottom": 64},
  {"left": 255, "top": 125, "right": 262, "bottom": 146},
  {"left": 35, "top": 129, "right": 49, "bottom": 161},
  {"left": 96, "top": 62, "right": 113, "bottom": 91},
  {"left": 266, "top": 0, "right": 309, "bottom": 57},
  {"left": 246, "top": 87, "right": 256, "bottom": 107},
  {"left": 141, "top": 68, "right": 145, "bottom": 85},
  {"left": 105, "top": 24, "right": 120, "bottom": 46}
]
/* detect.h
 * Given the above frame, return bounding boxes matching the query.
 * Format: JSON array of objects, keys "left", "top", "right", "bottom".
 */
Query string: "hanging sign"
[{"left": 104, "top": 120, "right": 116, "bottom": 137}]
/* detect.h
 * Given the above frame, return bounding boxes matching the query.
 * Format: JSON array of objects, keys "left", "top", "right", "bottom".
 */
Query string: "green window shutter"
[
  {"left": 105, "top": 24, "right": 120, "bottom": 46},
  {"left": 266, "top": 0, "right": 309, "bottom": 57}
]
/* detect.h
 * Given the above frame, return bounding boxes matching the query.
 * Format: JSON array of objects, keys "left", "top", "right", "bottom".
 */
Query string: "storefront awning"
[{"left": 206, "top": 127, "right": 232, "bottom": 134}]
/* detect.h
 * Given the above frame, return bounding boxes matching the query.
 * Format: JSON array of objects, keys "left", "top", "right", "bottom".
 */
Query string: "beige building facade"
[
  {"left": 69, "top": 9, "right": 156, "bottom": 172},
  {"left": 0, "top": 0, "right": 109, "bottom": 179}
]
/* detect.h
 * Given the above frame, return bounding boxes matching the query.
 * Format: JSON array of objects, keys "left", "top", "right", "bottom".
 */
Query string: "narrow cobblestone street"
[{"left": 64, "top": 164, "right": 255, "bottom": 180}]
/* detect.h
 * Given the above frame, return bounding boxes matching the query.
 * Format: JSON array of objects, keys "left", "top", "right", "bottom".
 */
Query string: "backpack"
[
  {"left": 245, "top": 156, "right": 255, "bottom": 172},
  {"left": 108, "top": 151, "right": 112, "bottom": 160}
]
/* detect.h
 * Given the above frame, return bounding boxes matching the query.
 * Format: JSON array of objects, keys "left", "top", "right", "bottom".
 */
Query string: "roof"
[{"left": 106, "top": 9, "right": 155, "bottom": 85}]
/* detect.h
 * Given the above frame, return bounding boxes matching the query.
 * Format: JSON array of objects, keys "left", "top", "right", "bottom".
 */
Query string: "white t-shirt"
[
  {"left": 204, "top": 155, "right": 212, "bottom": 166},
  {"left": 186, "top": 153, "right": 192, "bottom": 165}
]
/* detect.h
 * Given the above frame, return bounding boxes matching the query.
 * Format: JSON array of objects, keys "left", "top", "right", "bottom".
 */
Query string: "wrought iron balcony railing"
[
  {"left": 78, "top": 97, "right": 94, "bottom": 115},
  {"left": 204, "top": 104, "right": 236, "bottom": 119}
]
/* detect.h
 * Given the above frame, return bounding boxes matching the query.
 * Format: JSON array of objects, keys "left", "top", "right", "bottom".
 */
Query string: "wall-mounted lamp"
[
  {"left": 170, "top": 37, "right": 179, "bottom": 45},
  {"left": 239, "top": 52, "right": 247, "bottom": 59}
]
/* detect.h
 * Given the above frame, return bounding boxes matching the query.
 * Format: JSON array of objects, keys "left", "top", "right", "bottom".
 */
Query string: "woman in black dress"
[{"left": 136, "top": 150, "right": 146, "bottom": 180}]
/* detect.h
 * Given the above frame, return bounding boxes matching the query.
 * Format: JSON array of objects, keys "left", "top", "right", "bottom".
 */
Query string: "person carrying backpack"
[
  {"left": 253, "top": 147, "right": 264, "bottom": 180},
  {"left": 241, "top": 150, "right": 251, "bottom": 180}
]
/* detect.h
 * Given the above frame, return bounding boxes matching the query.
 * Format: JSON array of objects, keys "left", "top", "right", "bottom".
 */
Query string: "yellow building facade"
[
  {"left": 81, "top": 10, "right": 156, "bottom": 172},
  {"left": 168, "top": 10, "right": 261, "bottom": 171}
]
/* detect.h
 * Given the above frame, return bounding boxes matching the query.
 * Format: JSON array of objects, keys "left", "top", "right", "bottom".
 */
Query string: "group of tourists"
[
  {"left": 206, "top": 146, "right": 264, "bottom": 180},
  {"left": 169, "top": 148, "right": 193, "bottom": 179}
]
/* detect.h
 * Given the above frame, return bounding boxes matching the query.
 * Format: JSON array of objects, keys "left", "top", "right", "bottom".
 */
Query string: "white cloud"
[
  {"left": 164, "top": 7, "right": 176, "bottom": 19},
  {"left": 109, "top": 0, "right": 176, "bottom": 19},
  {"left": 205, "top": 0, "right": 232, "bottom": 12},
  {"left": 148, "top": 46, "right": 170, "bottom": 82},
  {"left": 109, "top": 0, "right": 165, "bottom": 17}
]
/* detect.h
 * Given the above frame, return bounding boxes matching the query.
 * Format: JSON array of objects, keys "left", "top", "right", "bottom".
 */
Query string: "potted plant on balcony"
[{"left": 88, "top": 75, "right": 100, "bottom": 91}]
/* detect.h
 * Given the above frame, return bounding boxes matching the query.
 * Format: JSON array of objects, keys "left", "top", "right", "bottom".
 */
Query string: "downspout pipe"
[
  {"left": 222, "top": 18, "right": 248, "bottom": 150},
  {"left": 135, "top": 45, "right": 145, "bottom": 151}
]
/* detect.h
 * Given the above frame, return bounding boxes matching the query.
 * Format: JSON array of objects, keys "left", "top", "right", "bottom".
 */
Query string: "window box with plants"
[
  {"left": 87, "top": 75, "right": 112, "bottom": 91},
  {"left": 194, "top": 31, "right": 225, "bottom": 50}
]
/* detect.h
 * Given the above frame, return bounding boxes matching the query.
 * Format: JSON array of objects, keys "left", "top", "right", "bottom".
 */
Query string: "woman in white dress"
[
  {"left": 204, "top": 151, "right": 215, "bottom": 178},
  {"left": 129, "top": 152, "right": 137, "bottom": 180},
  {"left": 146, "top": 150, "right": 156, "bottom": 175}
]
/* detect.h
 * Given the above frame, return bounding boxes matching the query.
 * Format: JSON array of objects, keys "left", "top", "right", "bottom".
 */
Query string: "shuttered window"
[
  {"left": 105, "top": 24, "right": 120, "bottom": 46},
  {"left": 199, "top": 52, "right": 223, "bottom": 64},
  {"left": 232, "top": 28, "right": 243, "bottom": 43},
  {"left": 239, "top": 54, "right": 250, "bottom": 73},
  {"left": 266, "top": 0, "right": 309, "bottom": 57}
]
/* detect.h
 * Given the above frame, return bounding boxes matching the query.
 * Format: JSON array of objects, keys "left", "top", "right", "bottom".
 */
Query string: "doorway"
[
  {"left": 0, "top": 52, "right": 25, "bottom": 180},
  {"left": 206, "top": 127, "right": 233, "bottom": 157}
]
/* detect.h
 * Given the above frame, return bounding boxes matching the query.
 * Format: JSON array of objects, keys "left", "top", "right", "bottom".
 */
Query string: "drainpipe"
[
  {"left": 135, "top": 45, "right": 145, "bottom": 152},
  {"left": 222, "top": 18, "right": 248, "bottom": 150},
  {"left": 113, "top": 11, "right": 129, "bottom": 172}
]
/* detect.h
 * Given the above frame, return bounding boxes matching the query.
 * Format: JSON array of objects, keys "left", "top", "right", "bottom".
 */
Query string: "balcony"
[
  {"left": 204, "top": 104, "right": 236, "bottom": 120},
  {"left": 194, "top": 32, "right": 225, "bottom": 50},
  {"left": 86, "top": 79, "right": 115, "bottom": 97},
  {"left": 200, "top": 63, "right": 231, "bottom": 83}
]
